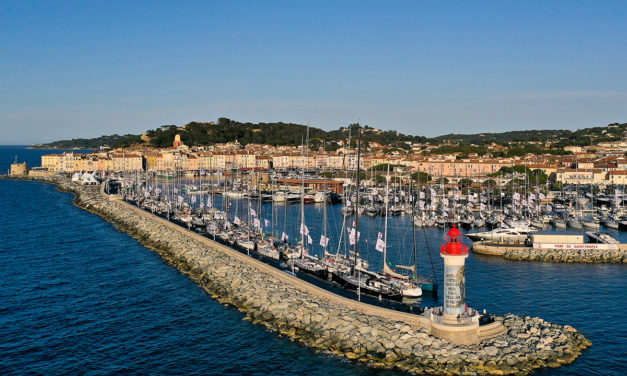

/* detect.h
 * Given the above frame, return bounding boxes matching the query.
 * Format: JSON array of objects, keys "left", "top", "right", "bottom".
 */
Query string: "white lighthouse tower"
[
  {"left": 440, "top": 225, "right": 469, "bottom": 316},
  {"left": 424, "top": 225, "right": 493, "bottom": 345}
]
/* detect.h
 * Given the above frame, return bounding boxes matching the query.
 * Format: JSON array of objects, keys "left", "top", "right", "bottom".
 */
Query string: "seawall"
[
  {"left": 472, "top": 241, "right": 627, "bottom": 263},
  {"left": 2, "top": 175, "right": 592, "bottom": 375}
]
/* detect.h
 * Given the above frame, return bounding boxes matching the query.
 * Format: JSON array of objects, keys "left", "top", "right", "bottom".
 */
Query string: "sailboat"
[
  {"left": 331, "top": 127, "right": 402, "bottom": 301},
  {"left": 293, "top": 128, "right": 328, "bottom": 277},
  {"left": 378, "top": 167, "right": 422, "bottom": 299}
]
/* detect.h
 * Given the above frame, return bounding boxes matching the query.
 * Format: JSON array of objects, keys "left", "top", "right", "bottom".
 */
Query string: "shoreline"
[{"left": 1, "top": 174, "right": 592, "bottom": 375}]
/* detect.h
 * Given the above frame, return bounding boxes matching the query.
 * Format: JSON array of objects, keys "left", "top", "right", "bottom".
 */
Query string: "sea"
[{"left": 1, "top": 146, "right": 625, "bottom": 375}]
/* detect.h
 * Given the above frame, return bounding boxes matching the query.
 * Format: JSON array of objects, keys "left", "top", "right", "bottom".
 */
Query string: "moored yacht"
[{"left": 466, "top": 226, "right": 536, "bottom": 243}]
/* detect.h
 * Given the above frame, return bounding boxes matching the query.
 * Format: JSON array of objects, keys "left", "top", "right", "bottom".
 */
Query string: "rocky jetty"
[
  {"left": 2, "top": 175, "right": 592, "bottom": 375},
  {"left": 473, "top": 241, "right": 627, "bottom": 263},
  {"left": 503, "top": 247, "right": 627, "bottom": 263}
]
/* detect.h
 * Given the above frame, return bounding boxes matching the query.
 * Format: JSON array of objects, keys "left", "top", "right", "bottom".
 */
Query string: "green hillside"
[{"left": 31, "top": 119, "right": 625, "bottom": 152}]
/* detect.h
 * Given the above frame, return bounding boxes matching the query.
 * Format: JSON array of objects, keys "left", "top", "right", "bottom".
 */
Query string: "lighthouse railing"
[{"left": 428, "top": 307, "right": 480, "bottom": 326}]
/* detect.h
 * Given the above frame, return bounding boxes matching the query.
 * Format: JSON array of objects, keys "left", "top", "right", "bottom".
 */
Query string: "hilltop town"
[{"left": 30, "top": 120, "right": 627, "bottom": 186}]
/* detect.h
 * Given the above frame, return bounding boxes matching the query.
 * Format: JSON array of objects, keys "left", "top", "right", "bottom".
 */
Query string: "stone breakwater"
[
  {"left": 2, "top": 175, "right": 592, "bottom": 375},
  {"left": 504, "top": 247, "right": 627, "bottom": 263},
  {"left": 472, "top": 241, "right": 627, "bottom": 263}
]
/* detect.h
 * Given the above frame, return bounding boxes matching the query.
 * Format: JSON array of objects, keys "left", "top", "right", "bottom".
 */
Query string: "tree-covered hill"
[
  {"left": 31, "top": 119, "right": 625, "bottom": 151},
  {"left": 31, "top": 134, "right": 142, "bottom": 149},
  {"left": 431, "top": 123, "right": 626, "bottom": 147},
  {"left": 144, "top": 119, "right": 427, "bottom": 148}
]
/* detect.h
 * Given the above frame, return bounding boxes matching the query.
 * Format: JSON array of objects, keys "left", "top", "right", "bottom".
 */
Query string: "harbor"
[
  {"left": 1, "top": 171, "right": 600, "bottom": 375},
  {"left": 3, "top": 143, "right": 627, "bottom": 375},
  {"left": 101, "top": 166, "right": 627, "bottom": 268}
]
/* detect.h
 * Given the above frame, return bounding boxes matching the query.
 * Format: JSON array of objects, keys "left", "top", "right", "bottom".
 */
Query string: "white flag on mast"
[
  {"left": 375, "top": 232, "right": 385, "bottom": 252},
  {"left": 300, "top": 223, "right": 309, "bottom": 235},
  {"left": 349, "top": 228, "right": 360, "bottom": 245},
  {"left": 375, "top": 238, "right": 385, "bottom": 253},
  {"left": 319, "top": 235, "right": 329, "bottom": 247}
]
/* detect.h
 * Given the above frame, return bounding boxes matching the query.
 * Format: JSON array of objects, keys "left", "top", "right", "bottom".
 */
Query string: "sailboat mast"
[
  {"left": 410, "top": 174, "right": 418, "bottom": 280},
  {"left": 352, "top": 125, "right": 362, "bottom": 276},
  {"left": 323, "top": 185, "right": 328, "bottom": 257},
  {"left": 300, "top": 131, "right": 306, "bottom": 258},
  {"left": 382, "top": 164, "right": 390, "bottom": 270}
]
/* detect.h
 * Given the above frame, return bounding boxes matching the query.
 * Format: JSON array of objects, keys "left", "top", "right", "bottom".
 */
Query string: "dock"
[{"left": 472, "top": 241, "right": 627, "bottom": 262}]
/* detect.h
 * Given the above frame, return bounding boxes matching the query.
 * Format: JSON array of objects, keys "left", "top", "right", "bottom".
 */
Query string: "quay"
[
  {"left": 1, "top": 174, "right": 592, "bottom": 375},
  {"left": 472, "top": 242, "right": 627, "bottom": 263}
]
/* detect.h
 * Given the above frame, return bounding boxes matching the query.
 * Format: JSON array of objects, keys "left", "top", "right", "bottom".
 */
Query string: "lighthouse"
[
  {"left": 425, "top": 225, "right": 504, "bottom": 345},
  {"left": 440, "top": 225, "right": 469, "bottom": 316}
]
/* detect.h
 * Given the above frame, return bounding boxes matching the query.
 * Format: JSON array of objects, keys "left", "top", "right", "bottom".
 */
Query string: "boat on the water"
[
  {"left": 466, "top": 226, "right": 537, "bottom": 243},
  {"left": 567, "top": 216, "right": 583, "bottom": 229},
  {"left": 586, "top": 231, "right": 620, "bottom": 244}
]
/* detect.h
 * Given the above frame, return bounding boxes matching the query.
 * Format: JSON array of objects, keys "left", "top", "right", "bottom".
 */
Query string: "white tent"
[{"left": 80, "top": 173, "right": 98, "bottom": 185}]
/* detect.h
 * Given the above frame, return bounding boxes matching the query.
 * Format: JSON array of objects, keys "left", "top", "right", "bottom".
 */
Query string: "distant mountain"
[{"left": 31, "top": 119, "right": 625, "bottom": 151}]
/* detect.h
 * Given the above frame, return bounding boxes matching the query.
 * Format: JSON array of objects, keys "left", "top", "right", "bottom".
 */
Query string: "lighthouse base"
[
  {"left": 424, "top": 307, "right": 493, "bottom": 345},
  {"left": 429, "top": 319, "right": 480, "bottom": 345}
]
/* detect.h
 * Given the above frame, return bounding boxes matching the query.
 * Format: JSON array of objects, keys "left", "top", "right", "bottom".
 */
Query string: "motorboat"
[
  {"left": 585, "top": 231, "right": 620, "bottom": 244},
  {"left": 530, "top": 218, "right": 544, "bottom": 229},
  {"left": 581, "top": 217, "right": 600, "bottom": 230},
  {"left": 567, "top": 217, "right": 583, "bottom": 229},
  {"left": 313, "top": 191, "right": 328, "bottom": 203},
  {"left": 551, "top": 217, "right": 567, "bottom": 229},
  {"left": 466, "top": 226, "right": 536, "bottom": 243},
  {"left": 602, "top": 217, "right": 619, "bottom": 230},
  {"left": 224, "top": 190, "right": 246, "bottom": 198}
]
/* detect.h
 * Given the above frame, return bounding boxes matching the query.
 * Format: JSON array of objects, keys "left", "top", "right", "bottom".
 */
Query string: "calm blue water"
[{"left": 1, "top": 146, "right": 626, "bottom": 375}]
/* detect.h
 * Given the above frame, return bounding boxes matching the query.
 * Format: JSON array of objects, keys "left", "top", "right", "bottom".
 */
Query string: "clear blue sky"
[{"left": 1, "top": 1, "right": 626, "bottom": 144}]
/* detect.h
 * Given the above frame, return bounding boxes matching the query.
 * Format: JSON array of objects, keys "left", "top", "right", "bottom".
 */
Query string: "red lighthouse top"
[{"left": 441, "top": 225, "right": 468, "bottom": 255}]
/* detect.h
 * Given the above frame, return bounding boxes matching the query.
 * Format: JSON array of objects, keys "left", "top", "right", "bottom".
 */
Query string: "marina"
[
  {"left": 3, "top": 146, "right": 627, "bottom": 374},
  {"left": 106, "top": 165, "right": 627, "bottom": 269}
]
